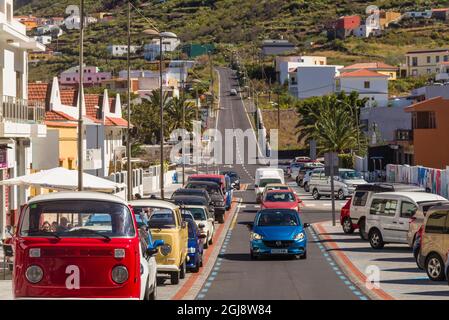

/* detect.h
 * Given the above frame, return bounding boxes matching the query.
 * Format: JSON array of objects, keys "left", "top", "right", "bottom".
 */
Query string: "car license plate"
[{"left": 271, "top": 249, "right": 288, "bottom": 254}]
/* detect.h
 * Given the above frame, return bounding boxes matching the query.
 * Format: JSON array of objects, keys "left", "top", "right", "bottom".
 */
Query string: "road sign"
[{"left": 324, "top": 152, "right": 339, "bottom": 177}]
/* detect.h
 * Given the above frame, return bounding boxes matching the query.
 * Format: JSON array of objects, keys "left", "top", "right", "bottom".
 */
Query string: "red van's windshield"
[{"left": 19, "top": 200, "right": 135, "bottom": 238}]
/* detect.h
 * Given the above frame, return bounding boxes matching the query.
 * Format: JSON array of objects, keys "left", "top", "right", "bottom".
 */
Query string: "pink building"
[{"left": 59, "top": 65, "right": 112, "bottom": 87}]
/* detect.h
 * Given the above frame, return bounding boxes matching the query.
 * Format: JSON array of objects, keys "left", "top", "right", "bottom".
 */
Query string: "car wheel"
[
  {"left": 148, "top": 277, "right": 157, "bottom": 300},
  {"left": 312, "top": 189, "right": 321, "bottom": 200},
  {"left": 143, "top": 277, "right": 151, "bottom": 300},
  {"left": 204, "top": 235, "right": 209, "bottom": 249},
  {"left": 296, "top": 177, "right": 301, "bottom": 186},
  {"left": 250, "top": 250, "right": 257, "bottom": 260},
  {"left": 304, "top": 183, "right": 310, "bottom": 193},
  {"left": 300, "top": 251, "right": 307, "bottom": 260},
  {"left": 200, "top": 254, "right": 203, "bottom": 268},
  {"left": 342, "top": 217, "right": 355, "bottom": 234},
  {"left": 180, "top": 260, "right": 187, "bottom": 279},
  {"left": 170, "top": 271, "right": 180, "bottom": 285},
  {"left": 209, "top": 236, "right": 213, "bottom": 245},
  {"left": 426, "top": 253, "right": 446, "bottom": 281},
  {"left": 359, "top": 218, "right": 368, "bottom": 240},
  {"left": 192, "top": 259, "right": 200, "bottom": 273},
  {"left": 337, "top": 190, "right": 345, "bottom": 200},
  {"left": 369, "top": 229, "right": 384, "bottom": 249}
]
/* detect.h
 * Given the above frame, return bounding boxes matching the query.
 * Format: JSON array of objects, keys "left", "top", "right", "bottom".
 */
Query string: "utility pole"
[
  {"left": 126, "top": 1, "right": 132, "bottom": 201},
  {"left": 77, "top": 0, "right": 84, "bottom": 191},
  {"left": 208, "top": 50, "right": 214, "bottom": 105},
  {"left": 159, "top": 35, "right": 165, "bottom": 199},
  {"left": 181, "top": 78, "right": 185, "bottom": 186}
]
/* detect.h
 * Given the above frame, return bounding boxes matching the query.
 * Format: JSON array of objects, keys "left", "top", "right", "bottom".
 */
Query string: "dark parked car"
[
  {"left": 172, "top": 195, "right": 213, "bottom": 214},
  {"left": 220, "top": 171, "right": 241, "bottom": 190},
  {"left": 185, "top": 181, "right": 226, "bottom": 223}
]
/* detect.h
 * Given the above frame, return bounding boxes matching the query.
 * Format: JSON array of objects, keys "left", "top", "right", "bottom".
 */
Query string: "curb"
[{"left": 311, "top": 222, "right": 395, "bottom": 301}]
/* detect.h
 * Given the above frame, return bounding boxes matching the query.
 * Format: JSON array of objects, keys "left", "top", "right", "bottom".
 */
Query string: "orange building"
[
  {"left": 15, "top": 15, "right": 38, "bottom": 31},
  {"left": 406, "top": 97, "right": 449, "bottom": 169}
]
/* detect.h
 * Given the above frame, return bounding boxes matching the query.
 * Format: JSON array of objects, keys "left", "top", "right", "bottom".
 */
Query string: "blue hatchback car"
[
  {"left": 249, "top": 209, "right": 309, "bottom": 260},
  {"left": 186, "top": 219, "right": 205, "bottom": 272}
]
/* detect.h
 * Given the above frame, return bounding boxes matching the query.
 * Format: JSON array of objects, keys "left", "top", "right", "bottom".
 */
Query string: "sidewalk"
[{"left": 313, "top": 221, "right": 449, "bottom": 300}]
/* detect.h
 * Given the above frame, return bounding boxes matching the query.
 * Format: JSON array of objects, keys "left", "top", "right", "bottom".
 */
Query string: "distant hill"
[{"left": 15, "top": 0, "right": 449, "bottom": 82}]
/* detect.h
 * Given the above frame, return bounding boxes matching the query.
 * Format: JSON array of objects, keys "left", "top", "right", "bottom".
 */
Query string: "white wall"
[
  {"left": 289, "top": 66, "right": 343, "bottom": 99},
  {"left": 339, "top": 77, "right": 388, "bottom": 107}
]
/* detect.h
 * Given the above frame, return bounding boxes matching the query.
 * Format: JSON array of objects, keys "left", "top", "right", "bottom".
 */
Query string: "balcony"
[{"left": 0, "top": 96, "right": 46, "bottom": 138}]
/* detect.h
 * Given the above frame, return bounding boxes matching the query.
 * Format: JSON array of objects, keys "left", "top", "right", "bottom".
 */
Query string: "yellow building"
[
  {"left": 379, "top": 11, "right": 402, "bottom": 29},
  {"left": 402, "top": 48, "right": 449, "bottom": 77},
  {"left": 341, "top": 62, "right": 398, "bottom": 80}
]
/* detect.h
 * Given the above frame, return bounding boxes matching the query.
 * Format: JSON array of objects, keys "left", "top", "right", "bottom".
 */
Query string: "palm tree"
[
  {"left": 144, "top": 89, "right": 172, "bottom": 141},
  {"left": 166, "top": 96, "right": 196, "bottom": 132},
  {"left": 314, "top": 104, "right": 359, "bottom": 153}
]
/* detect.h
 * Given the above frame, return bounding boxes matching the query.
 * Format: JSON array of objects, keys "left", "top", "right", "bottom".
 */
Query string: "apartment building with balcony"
[
  {"left": 406, "top": 97, "right": 449, "bottom": 169},
  {"left": 401, "top": 48, "right": 449, "bottom": 77},
  {"left": 0, "top": 0, "right": 46, "bottom": 239}
]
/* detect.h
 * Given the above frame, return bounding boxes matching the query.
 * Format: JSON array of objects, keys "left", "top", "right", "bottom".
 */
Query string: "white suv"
[{"left": 365, "top": 192, "right": 447, "bottom": 249}]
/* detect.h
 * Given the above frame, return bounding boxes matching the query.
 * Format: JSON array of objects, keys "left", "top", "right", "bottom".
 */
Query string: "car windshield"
[
  {"left": 260, "top": 178, "right": 282, "bottom": 187},
  {"left": 174, "top": 198, "right": 206, "bottom": 206},
  {"left": 265, "top": 192, "right": 295, "bottom": 202},
  {"left": 182, "top": 208, "right": 207, "bottom": 221},
  {"left": 148, "top": 210, "right": 177, "bottom": 229},
  {"left": 174, "top": 190, "right": 204, "bottom": 197},
  {"left": 339, "top": 171, "right": 362, "bottom": 180},
  {"left": 266, "top": 186, "right": 289, "bottom": 192},
  {"left": 186, "top": 183, "right": 221, "bottom": 195},
  {"left": 19, "top": 200, "right": 135, "bottom": 238},
  {"left": 257, "top": 211, "right": 299, "bottom": 227},
  {"left": 189, "top": 177, "right": 223, "bottom": 187}
]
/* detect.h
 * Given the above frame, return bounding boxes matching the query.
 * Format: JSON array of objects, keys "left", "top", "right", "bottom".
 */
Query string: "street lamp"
[
  {"left": 144, "top": 29, "right": 178, "bottom": 199},
  {"left": 77, "top": 0, "right": 85, "bottom": 191}
]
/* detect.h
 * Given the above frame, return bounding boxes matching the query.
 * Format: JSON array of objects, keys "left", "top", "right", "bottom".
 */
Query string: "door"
[
  {"left": 320, "top": 171, "right": 332, "bottom": 195},
  {"left": 351, "top": 191, "right": 369, "bottom": 223},
  {"left": 370, "top": 199, "right": 398, "bottom": 242},
  {"left": 395, "top": 201, "right": 418, "bottom": 243}
]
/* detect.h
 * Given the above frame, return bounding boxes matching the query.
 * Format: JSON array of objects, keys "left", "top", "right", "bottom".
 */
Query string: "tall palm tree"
[
  {"left": 166, "top": 96, "right": 196, "bottom": 132},
  {"left": 144, "top": 89, "right": 172, "bottom": 141}
]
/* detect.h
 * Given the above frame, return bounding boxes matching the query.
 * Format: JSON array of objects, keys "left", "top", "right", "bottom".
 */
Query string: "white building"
[
  {"left": 435, "top": 61, "right": 449, "bottom": 81},
  {"left": 336, "top": 69, "right": 389, "bottom": 107},
  {"left": 353, "top": 24, "right": 382, "bottom": 38},
  {"left": 0, "top": 0, "right": 46, "bottom": 240},
  {"left": 34, "top": 35, "right": 52, "bottom": 45},
  {"left": 276, "top": 56, "right": 327, "bottom": 85},
  {"left": 107, "top": 45, "right": 140, "bottom": 57},
  {"left": 288, "top": 65, "right": 343, "bottom": 99},
  {"left": 143, "top": 34, "right": 180, "bottom": 61}
]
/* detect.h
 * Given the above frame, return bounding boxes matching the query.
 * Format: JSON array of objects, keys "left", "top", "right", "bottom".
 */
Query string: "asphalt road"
[{"left": 199, "top": 67, "right": 360, "bottom": 300}]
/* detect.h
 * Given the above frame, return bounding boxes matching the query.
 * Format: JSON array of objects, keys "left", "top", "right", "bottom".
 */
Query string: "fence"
[{"left": 386, "top": 164, "right": 449, "bottom": 199}]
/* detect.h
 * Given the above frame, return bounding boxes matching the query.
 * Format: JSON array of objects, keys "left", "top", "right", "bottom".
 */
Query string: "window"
[
  {"left": 353, "top": 191, "right": 368, "bottom": 207},
  {"left": 364, "top": 81, "right": 370, "bottom": 89},
  {"left": 401, "top": 201, "right": 417, "bottom": 218},
  {"left": 436, "top": 56, "right": 440, "bottom": 63},
  {"left": 445, "top": 55, "right": 449, "bottom": 62},
  {"left": 370, "top": 199, "right": 397, "bottom": 216},
  {"left": 425, "top": 211, "right": 448, "bottom": 234},
  {"left": 412, "top": 57, "right": 418, "bottom": 67},
  {"left": 427, "top": 56, "right": 431, "bottom": 64},
  {"left": 412, "top": 111, "right": 436, "bottom": 129},
  {"left": 427, "top": 68, "right": 431, "bottom": 74},
  {"left": 66, "top": 77, "right": 71, "bottom": 81}
]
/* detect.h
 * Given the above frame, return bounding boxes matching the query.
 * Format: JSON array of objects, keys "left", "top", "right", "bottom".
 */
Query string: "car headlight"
[
  {"left": 251, "top": 232, "right": 263, "bottom": 240},
  {"left": 189, "top": 247, "right": 196, "bottom": 253},
  {"left": 295, "top": 232, "right": 305, "bottom": 240},
  {"left": 25, "top": 265, "right": 43, "bottom": 284},
  {"left": 160, "top": 244, "right": 172, "bottom": 256},
  {"left": 112, "top": 266, "right": 129, "bottom": 284}
]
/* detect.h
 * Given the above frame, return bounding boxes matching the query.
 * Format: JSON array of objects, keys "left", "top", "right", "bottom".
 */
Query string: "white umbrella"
[{"left": 0, "top": 167, "right": 125, "bottom": 192}]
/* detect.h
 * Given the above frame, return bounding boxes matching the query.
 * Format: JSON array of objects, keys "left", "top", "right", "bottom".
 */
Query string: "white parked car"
[
  {"left": 365, "top": 192, "right": 448, "bottom": 249},
  {"left": 181, "top": 205, "right": 215, "bottom": 249},
  {"left": 309, "top": 168, "right": 367, "bottom": 200}
]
